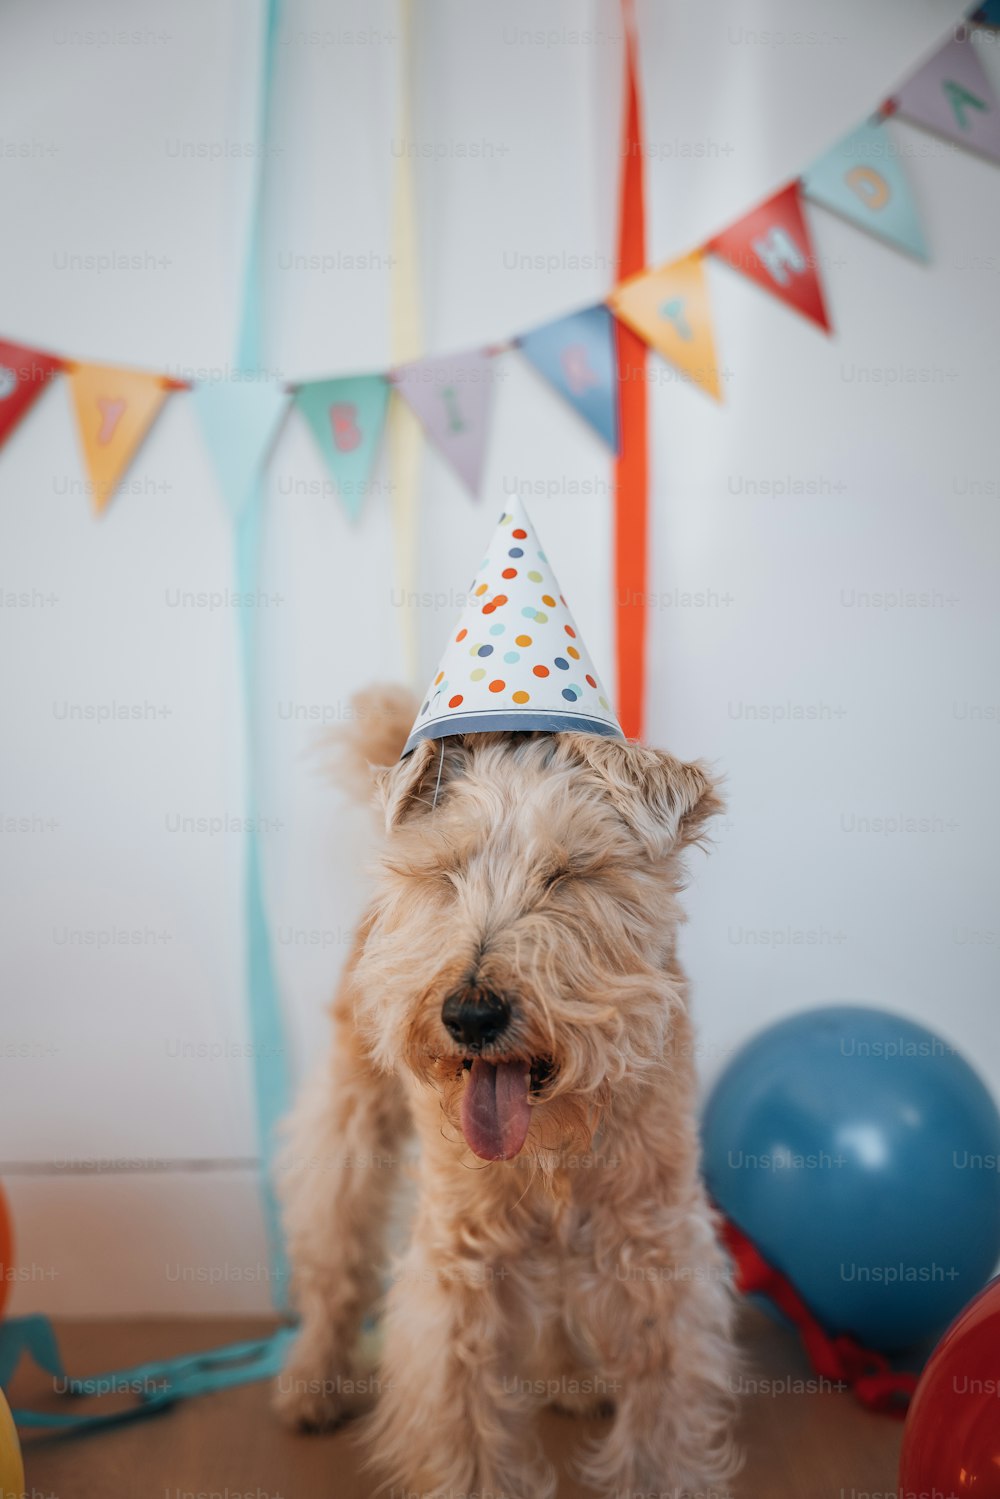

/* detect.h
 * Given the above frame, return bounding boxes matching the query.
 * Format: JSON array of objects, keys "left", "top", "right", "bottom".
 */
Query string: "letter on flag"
[
  {"left": 391, "top": 349, "right": 497, "bottom": 496},
  {"left": 802, "top": 118, "right": 928, "bottom": 261},
  {"left": 608, "top": 252, "right": 722, "bottom": 400},
  {"left": 518, "top": 306, "right": 619, "bottom": 452},
  {"left": 68, "top": 363, "right": 172, "bottom": 515},
  {"left": 295, "top": 375, "right": 389, "bottom": 520},
  {"left": 708, "top": 182, "right": 831, "bottom": 332},
  {"left": 893, "top": 30, "right": 1000, "bottom": 164}
]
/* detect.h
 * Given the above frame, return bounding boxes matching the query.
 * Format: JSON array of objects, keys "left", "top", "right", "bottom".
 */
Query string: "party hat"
[{"left": 403, "top": 496, "right": 623, "bottom": 755}]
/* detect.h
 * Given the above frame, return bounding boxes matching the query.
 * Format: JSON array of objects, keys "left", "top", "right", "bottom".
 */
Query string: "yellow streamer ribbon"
[{"left": 389, "top": 0, "right": 422, "bottom": 687}]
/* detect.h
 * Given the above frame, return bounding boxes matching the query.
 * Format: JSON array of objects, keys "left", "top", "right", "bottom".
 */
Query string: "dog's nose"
[{"left": 441, "top": 987, "right": 511, "bottom": 1050}]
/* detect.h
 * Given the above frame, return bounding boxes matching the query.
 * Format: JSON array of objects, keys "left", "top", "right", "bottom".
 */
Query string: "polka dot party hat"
[{"left": 403, "top": 496, "right": 624, "bottom": 755}]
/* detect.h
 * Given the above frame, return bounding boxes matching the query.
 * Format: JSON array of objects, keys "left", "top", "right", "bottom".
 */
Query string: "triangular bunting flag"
[
  {"left": 68, "top": 363, "right": 171, "bottom": 515},
  {"left": 518, "top": 306, "right": 619, "bottom": 452},
  {"left": 709, "top": 183, "right": 831, "bottom": 331},
  {"left": 403, "top": 494, "right": 622, "bottom": 754},
  {"left": 0, "top": 339, "right": 62, "bottom": 451},
  {"left": 608, "top": 252, "right": 722, "bottom": 400},
  {"left": 193, "top": 381, "right": 288, "bottom": 520},
  {"left": 894, "top": 31, "right": 1000, "bottom": 164},
  {"left": 802, "top": 119, "right": 928, "bottom": 261},
  {"left": 391, "top": 349, "right": 496, "bottom": 496},
  {"left": 295, "top": 375, "right": 389, "bottom": 521}
]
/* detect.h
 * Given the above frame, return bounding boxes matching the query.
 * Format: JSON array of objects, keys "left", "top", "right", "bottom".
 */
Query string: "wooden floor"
[{"left": 10, "top": 1307, "right": 902, "bottom": 1498}]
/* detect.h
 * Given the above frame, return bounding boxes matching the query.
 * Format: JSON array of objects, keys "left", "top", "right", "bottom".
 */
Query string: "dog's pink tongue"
[{"left": 461, "top": 1059, "right": 531, "bottom": 1161}]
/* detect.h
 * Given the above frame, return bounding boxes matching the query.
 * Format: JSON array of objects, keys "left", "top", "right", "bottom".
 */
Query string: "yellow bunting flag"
[
  {"left": 68, "top": 363, "right": 170, "bottom": 515},
  {"left": 609, "top": 251, "right": 722, "bottom": 401}
]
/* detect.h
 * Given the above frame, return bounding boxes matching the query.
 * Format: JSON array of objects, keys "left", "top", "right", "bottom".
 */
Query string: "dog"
[{"left": 274, "top": 683, "right": 740, "bottom": 1498}]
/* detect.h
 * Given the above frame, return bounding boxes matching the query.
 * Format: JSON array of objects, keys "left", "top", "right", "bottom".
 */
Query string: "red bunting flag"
[
  {"left": 0, "top": 339, "right": 63, "bottom": 450},
  {"left": 708, "top": 182, "right": 831, "bottom": 333}
]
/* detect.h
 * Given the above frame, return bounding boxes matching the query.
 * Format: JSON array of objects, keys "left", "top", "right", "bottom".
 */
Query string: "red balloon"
[{"left": 899, "top": 1275, "right": 1000, "bottom": 1497}]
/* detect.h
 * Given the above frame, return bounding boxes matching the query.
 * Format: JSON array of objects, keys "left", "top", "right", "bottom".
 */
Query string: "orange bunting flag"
[
  {"left": 708, "top": 182, "right": 831, "bottom": 333},
  {"left": 609, "top": 251, "right": 722, "bottom": 401},
  {"left": 68, "top": 363, "right": 171, "bottom": 515}
]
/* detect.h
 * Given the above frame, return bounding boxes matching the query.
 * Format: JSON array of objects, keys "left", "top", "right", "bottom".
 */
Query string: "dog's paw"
[{"left": 272, "top": 1364, "right": 376, "bottom": 1433}]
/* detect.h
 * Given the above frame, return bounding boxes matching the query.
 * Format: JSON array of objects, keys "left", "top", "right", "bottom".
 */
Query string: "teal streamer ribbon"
[
  {"left": 232, "top": 0, "right": 292, "bottom": 1312},
  {"left": 234, "top": 477, "right": 292, "bottom": 1307},
  {"left": 0, "top": 1315, "right": 295, "bottom": 1432}
]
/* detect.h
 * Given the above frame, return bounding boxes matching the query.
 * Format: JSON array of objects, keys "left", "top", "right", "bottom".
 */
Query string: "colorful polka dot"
[
  {"left": 585, "top": 674, "right": 597, "bottom": 688},
  {"left": 567, "top": 646, "right": 580, "bottom": 660},
  {"left": 504, "top": 650, "right": 520, "bottom": 664},
  {"left": 521, "top": 606, "right": 536, "bottom": 619},
  {"left": 488, "top": 679, "right": 505, "bottom": 693},
  {"left": 599, "top": 696, "right": 609, "bottom": 709},
  {"left": 562, "top": 687, "right": 579, "bottom": 702},
  {"left": 554, "top": 657, "right": 568, "bottom": 670},
  {"left": 512, "top": 691, "right": 529, "bottom": 704},
  {"left": 564, "top": 625, "right": 576, "bottom": 638},
  {"left": 456, "top": 628, "right": 468, "bottom": 643},
  {"left": 533, "top": 665, "right": 549, "bottom": 678},
  {"left": 515, "top": 634, "right": 532, "bottom": 647},
  {"left": 434, "top": 671, "right": 444, "bottom": 685},
  {"left": 502, "top": 568, "right": 517, "bottom": 579},
  {"left": 477, "top": 644, "right": 493, "bottom": 657},
  {"left": 489, "top": 623, "right": 505, "bottom": 636},
  {"left": 527, "top": 570, "right": 543, "bottom": 583},
  {"left": 534, "top": 611, "right": 548, "bottom": 624},
  {"left": 493, "top": 594, "right": 508, "bottom": 607},
  {"left": 471, "top": 668, "right": 486, "bottom": 681},
  {"left": 541, "top": 594, "right": 555, "bottom": 608},
  {"left": 475, "top": 584, "right": 488, "bottom": 596},
  {"left": 449, "top": 694, "right": 464, "bottom": 708},
  {"left": 512, "top": 528, "right": 527, "bottom": 540},
  {"left": 508, "top": 547, "right": 524, "bottom": 558}
]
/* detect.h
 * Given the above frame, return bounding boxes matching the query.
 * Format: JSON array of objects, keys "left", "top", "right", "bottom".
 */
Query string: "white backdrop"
[{"left": 1, "top": 0, "right": 995, "bottom": 1314}]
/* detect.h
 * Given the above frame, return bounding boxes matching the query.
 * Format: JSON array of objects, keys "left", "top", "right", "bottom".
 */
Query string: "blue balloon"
[{"left": 702, "top": 1006, "right": 1000, "bottom": 1351}]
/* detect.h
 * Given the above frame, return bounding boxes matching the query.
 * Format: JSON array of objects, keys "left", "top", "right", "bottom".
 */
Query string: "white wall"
[{"left": 0, "top": 0, "right": 992, "bottom": 1314}]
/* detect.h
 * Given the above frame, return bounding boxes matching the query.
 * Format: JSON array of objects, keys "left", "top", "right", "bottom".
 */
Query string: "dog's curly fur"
[{"left": 274, "top": 684, "right": 741, "bottom": 1498}]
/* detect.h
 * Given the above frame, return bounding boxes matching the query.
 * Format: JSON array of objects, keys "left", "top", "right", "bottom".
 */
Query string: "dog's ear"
[
  {"left": 558, "top": 735, "right": 723, "bottom": 856},
  {"left": 375, "top": 737, "right": 464, "bottom": 831}
]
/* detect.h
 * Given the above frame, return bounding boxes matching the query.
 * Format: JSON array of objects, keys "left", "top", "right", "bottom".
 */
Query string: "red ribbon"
[
  {"left": 614, "top": 0, "right": 648, "bottom": 742},
  {"left": 719, "top": 1215, "right": 919, "bottom": 1417}
]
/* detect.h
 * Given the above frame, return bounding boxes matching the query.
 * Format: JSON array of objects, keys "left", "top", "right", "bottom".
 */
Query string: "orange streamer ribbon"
[{"left": 614, "top": 1, "right": 648, "bottom": 741}]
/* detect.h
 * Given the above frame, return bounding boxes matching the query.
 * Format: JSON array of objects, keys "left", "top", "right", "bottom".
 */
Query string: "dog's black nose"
[{"left": 441, "top": 987, "right": 511, "bottom": 1050}]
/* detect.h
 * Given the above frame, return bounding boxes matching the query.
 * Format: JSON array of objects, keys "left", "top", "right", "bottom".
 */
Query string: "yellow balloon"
[{"left": 0, "top": 1386, "right": 23, "bottom": 1499}]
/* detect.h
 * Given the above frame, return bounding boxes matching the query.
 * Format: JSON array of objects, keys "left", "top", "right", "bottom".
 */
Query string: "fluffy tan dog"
[{"left": 275, "top": 684, "right": 740, "bottom": 1498}]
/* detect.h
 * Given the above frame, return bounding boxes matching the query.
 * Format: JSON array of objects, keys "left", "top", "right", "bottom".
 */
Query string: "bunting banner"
[
  {"left": 708, "top": 181, "right": 832, "bottom": 333},
  {"left": 392, "top": 348, "right": 496, "bottom": 496},
  {"left": 67, "top": 363, "right": 171, "bottom": 515},
  {"left": 893, "top": 30, "right": 1000, "bottom": 164},
  {"left": 0, "top": 339, "right": 62, "bottom": 451},
  {"left": 192, "top": 381, "right": 288, "bottom": 521},
  {"left": 802, "top": 118, "right": 928, "bottom": 261},
  {"left": 518, "top": 306, "right": 619, "bottom": 452},
  {"left": 295, "top": 375, "right": 389, "bottom": 521},
  {"left": 609, "top": 251, "right": 722, "bottom": 400}
]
